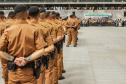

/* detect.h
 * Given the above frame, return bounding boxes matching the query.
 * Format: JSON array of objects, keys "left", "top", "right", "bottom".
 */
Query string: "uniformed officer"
[
  {"left": 0, "top": 4, "right": 48, "bottom": 84},
  {"left": 73, "top": 15, "right": 80, "bottom": 44},
  {"left": 0, "top": 10, "right": 8, "bottom": 84},
  {"left": 46, "top": 11, "right": 65, "bottom": 82},
  {"left": 66, "top": 15, "right": 78, "bottom": 47},
  {"left": 62, "top": 17, "right": 68, "bottom": 35},
  {"left": 6, "top": 11, "right": 15, "bottom": 27},
  {"left": 55, "top": 12, "right": 66, "bottom": 34},
  {"left": 28, "top": 6, "right": 55, "bottom": 84},
  {"left": 54, "top": 12, "right": 66, "bottom": 77},
  {"left": 39, "top": 9, "right": 57, "bottom": 84}
]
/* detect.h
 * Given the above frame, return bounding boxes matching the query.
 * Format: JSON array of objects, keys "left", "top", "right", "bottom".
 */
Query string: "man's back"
[
  {"left": 0, "top": 22, "right": 6, "bottom": 37},
  {"left": 0, "top": 23, "right": 46, "bottom": 58},
  {"left": 67, "top": 18, "right": 76, "bottom": 27}
]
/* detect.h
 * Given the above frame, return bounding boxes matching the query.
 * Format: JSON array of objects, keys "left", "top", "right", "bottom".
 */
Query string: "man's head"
[
  {"left": 8, "top": 11, "right": 15, "bottom": 19},
  {"left": 0, "top": 11, "right": 4, "bottom": 20},
  {"left": 70, "top": 15, "right": 74, "bottom": 19},
  {"left": 73, "top": 15, "right": 76, "bottom": 18},
  {"left": 52, "top": 11, "right": 56, "bottom": 19},
  {"left": 46, "top": 11, "right": 52, "bottom": 19},
  {"left": 39, "top": 8, "right": 46, "bottom": 19},
  {"left": 14, "top": 4, "right": 28, "bottom": 20},
  {"left": 55, "top": 12, "right": 60, "bottom": 19},
  {"left": 29, "top": 6, "right": 40, "bottom": 19}
]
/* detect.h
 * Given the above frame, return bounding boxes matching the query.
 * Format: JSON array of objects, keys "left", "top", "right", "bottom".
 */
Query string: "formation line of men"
[{"left": 0, "top": 4, "right": 80, "bottom": 84}]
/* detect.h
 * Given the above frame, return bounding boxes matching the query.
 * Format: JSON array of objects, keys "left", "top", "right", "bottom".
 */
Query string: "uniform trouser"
[
  {"left": 65, "top": 27, "right": 67, "bottom": 35},
  {"left": 52, "top": 49, "right": 58, "bottom": 84},
  {"left": 1, "top": 58, "right": 8, "bottom": 84},
  {"left": 67, "top": 28, "right": 77, "bottom": 46},
  {"left": 57, "top": 53, "right": 62, "bottom": 78},
  {"left": 77, "top": 24, "right": 80, "bottom": 30},
  {"left": 75, "top": 29, "right": 78, "bottom": 42},
  {"left": 8, "top": 68, "right": 37, "bottom": 84},
  {"left": 61, "top": 47, "right": 64, "bottom": 71},
  {"left": 45, "top": 57, "right": 53, "bottom": 84},
  {"left": 37, "top": 64, "right": 45, "bottom": 84}
]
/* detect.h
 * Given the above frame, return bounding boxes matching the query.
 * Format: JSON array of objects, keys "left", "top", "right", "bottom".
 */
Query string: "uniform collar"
[
  {"left": 29, "top": 20, "right": 38, "bottom": 24},
  {"left": 39, "top": 19, "right": 46, "bottom": 22},
  {"left": 46, "top": 19, "right": 52, "bottom": 22},
  {"left": 15, "top": 19, "right": 28, "bottom": 24}
]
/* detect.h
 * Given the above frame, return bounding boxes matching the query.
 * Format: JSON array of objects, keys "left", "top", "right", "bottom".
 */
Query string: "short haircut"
[
  {"left": 40, "top": 12, "right": 46, "bottom": 19},
  {"left": 16, "top": 10, "right": 27, "bottom": 20}
]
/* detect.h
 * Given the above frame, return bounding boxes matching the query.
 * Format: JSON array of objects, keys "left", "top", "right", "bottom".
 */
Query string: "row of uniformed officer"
[{"left": 0, "top": 4, "right": 66, "bottom": 84}]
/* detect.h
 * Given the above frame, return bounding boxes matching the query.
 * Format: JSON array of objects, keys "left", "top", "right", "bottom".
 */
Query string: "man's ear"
[
  {"left": 3, "top": 16, "right": 5, "bottom": 19},
  {"left": 26, "top": 13, "right": 29, "bottom": 18}
]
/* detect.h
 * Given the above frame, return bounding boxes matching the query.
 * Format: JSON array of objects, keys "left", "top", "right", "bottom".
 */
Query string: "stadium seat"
[
  {"left": 30, "top": 0, "right": 44, "bottom": 2},
  {"left": 57, "top": 0, "right": 67, "bottom": 2},
  {"left": 80, "top": 0, "right": 112, "bottom": 2},
  {"left": 46, "top": 0, "right": 55, "bottom": 2},
  {"left": 115, "top": 0, "right": 122, "bottom": 2}
]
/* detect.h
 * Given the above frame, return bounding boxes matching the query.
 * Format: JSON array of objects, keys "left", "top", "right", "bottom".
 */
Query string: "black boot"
[
  {"left": 66, "top": 45, "right": 69, "bottom": 47},
  {"left": 58, "top": 76, "right": 65, "bottom": 80},
  {"left": 73, "top": 45, "right": 77, "bottom": 47},
  {"left": 62, "top": 70, "right": 66, "bottom": 73}
]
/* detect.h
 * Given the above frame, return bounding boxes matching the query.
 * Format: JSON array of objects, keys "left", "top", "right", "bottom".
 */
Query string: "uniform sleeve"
[
  {"left": 6, "top": 22, "right": 10, "bottom": 28},
  {"left": 51, "top": 27, "right": 57, "bottom": 39},
  {"left": 35, "top": 30, "right": 47, "bottom": 50},
  {"left": 57, "top": 25, "right": 64, "bottom": 36},
  {"left": 45, "top": 30, "right": 53, "bottom": 46},
  {"left": 0, "top": 30, "right": 8, "bottom": 51},
  {"left": 66, "top": 20, "right": 70, "bottom": 26}
]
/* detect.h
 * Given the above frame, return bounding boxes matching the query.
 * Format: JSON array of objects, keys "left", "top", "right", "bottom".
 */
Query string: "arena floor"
[{"left": 1, "top": 26, "right": 126, "bottom": 84}]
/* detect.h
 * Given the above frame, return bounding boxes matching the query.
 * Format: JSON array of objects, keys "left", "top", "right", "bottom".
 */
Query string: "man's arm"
[
  {"left": 25, "top": 45, "right": 54, "bottom": 62},
  {"left": 0, "top": 46, "right": 53, "bottom": 66},
  {"left": 0, "top": 51, "right": 14, "bottom": 61}
]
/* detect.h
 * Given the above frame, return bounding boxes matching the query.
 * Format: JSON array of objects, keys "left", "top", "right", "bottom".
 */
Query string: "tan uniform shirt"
[
  {"left": 6, "top": 19, "right": 15, "bottom": 27},
  {"left": 55, "top": 19, "right": 63, "bottom": 25},
  {"left": 0, "top": 20, "right": 47, "bottom": 58},
  {"left": 39, "top": 19, "right": 57, "bottom": 39},
  {"left": 66, "top": 18, "right": 76, "bottom": 28},
  {"left": 55, "top": 19, "right": 65, "bottom": 33},
  {"left": 29, "top": 21, "right": 53, "bottom": 46},
  {"left": 0, "top": 21, "right": 7, "bottom": 37},
  {"left": 46, "top": 19, "right": 63, "bottom": 37}
]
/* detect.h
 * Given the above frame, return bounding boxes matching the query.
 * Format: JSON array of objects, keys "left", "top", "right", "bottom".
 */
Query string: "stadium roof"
[{"left": 0, "top": 2, "right": 126, "bottom": 5}]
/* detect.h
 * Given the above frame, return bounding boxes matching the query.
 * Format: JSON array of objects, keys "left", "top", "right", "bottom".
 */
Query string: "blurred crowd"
[{"left": 80, "top": 18, "right": 126, "bottom": 27}]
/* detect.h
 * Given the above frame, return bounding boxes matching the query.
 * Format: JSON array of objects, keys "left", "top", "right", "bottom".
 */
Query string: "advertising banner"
[{"left": 84, "top": 13, "right": 112, "bottom": 19}]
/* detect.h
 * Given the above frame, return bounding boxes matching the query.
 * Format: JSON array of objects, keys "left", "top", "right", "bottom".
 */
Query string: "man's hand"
[
  {"left": 14, "top": 57, "right": 27, "bottom": 66},
  {"left": 53, "top": 38, "right": 57, "bottom": 43}
]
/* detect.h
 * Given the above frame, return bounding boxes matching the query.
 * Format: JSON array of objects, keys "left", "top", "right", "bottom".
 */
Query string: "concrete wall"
[{"left": 3, "top": 10, "right": 125, "bottom": 19}]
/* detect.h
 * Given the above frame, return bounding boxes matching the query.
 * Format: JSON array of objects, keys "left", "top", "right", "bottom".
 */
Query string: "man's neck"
[
  {"left": 15, "top": 19, "right": 27, "bottom": 24},
  {"left": 55, "top": 18, "right": 59, "bottom": 20},
  {"left": 10, "top": 18, "right": 14, "bottom": 20},
  {"left": 30, "top": 18, "right": 38, "bottom": 24},
  {"left": 52, "top": 18, "right": 55, "bottom": 21},
  {"left": 46, "top": 18, "right": 52, "bottom": 21}
]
